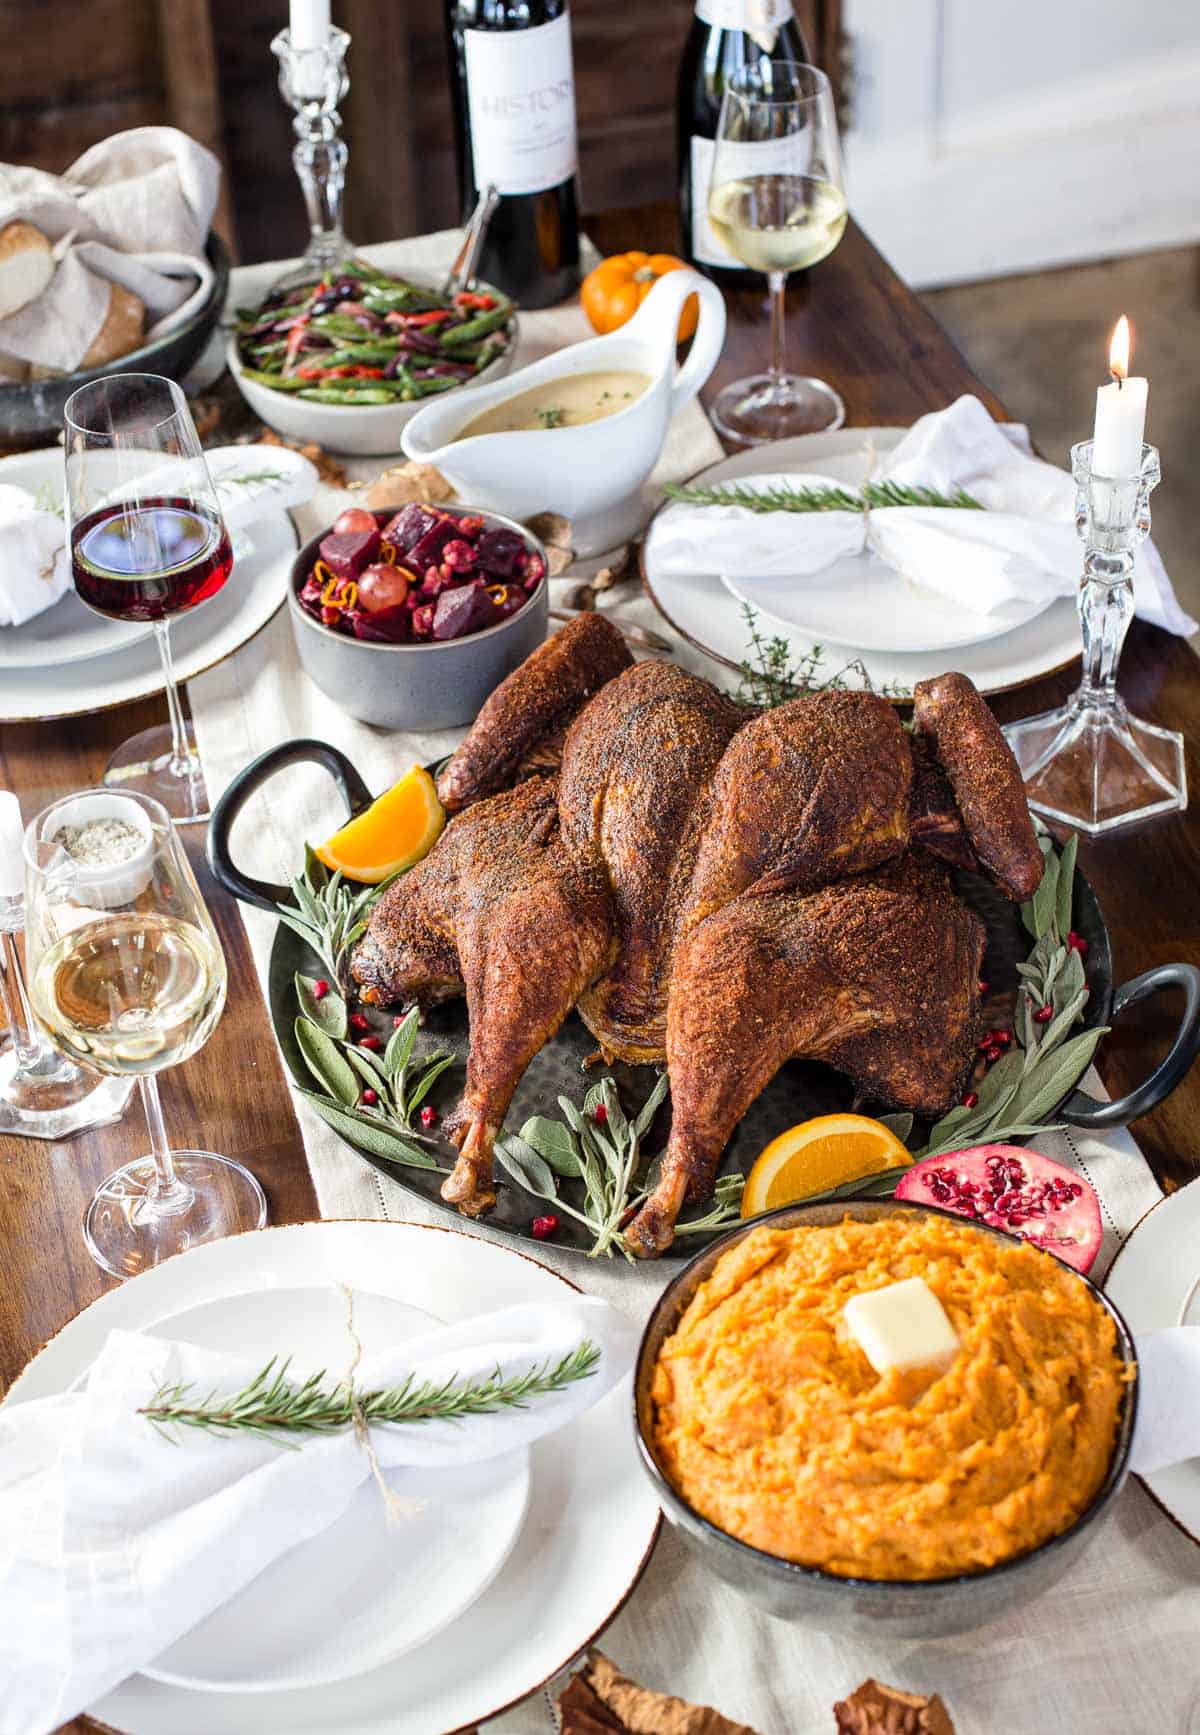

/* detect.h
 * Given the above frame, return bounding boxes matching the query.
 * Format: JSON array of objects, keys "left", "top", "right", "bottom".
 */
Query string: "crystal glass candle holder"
[
  {"left": 1004, "top": 440, "right": 1187, "bottom": 834},
  {"left": 270, "top": 25, "right": 356, "bottom": 289}
]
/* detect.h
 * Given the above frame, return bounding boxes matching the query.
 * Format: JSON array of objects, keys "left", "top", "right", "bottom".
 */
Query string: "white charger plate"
[
  {"left": 130, "top": 1284, "right": 530, "bottom": 1694},
  {"left": 1104, "top": 1180, "right": 1200, "bottom": 1549},
  {"left": 0, "top": 499, "right": 297, "bottom": 721},
  {"left": 713, "top": 469, "right": 1048, "bottom": 653},
  {"left": 5, "top": 1221, "right": 661, "bottom": 1735},
  {"left": 643, "top": 429, "right": 1082, "bottom": 698}
]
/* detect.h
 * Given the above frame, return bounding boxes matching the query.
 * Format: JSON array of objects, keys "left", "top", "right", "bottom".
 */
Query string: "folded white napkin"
[
  {"left": 0, "top": 482, "right": 68, "bottom": 626},
  {"left": 1128, "top": 1327, "right": 1200, "bottom": 1476},
  {"left": 648, "top": 395, "right": 1196, "bottom": 638},
  {"left": 0, "top": 126, "right": 220, "bottom": 372},
  {"left": 0, "top": 1295, "right": 635, "bottom": 1735}
]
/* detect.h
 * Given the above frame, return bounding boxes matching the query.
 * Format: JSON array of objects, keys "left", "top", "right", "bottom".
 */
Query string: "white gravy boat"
[{"left": 401, "top": 268, "right": 726, "bottom": 555}]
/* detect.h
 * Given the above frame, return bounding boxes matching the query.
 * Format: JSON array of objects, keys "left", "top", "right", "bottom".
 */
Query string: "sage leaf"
[
  {"left": 495, "top": 1134, "right": 558, "bottom": 1198},
  {"left": 346, "top": 1044, "right": 392, "bottom": 1096},
  {"left": 405, "top": 1052, "right": 455, "bottom": 1114},
  {"left": 1028, "top": 850, "right": 1060, "bottom": 944},
  {"left": 1055, "top": 832, "right": 1078, "bottom": 942},
  {"left": 295, "top": 973, "right": 347, "bottom": 1039},
  {"left": 878, "top": 1111, "right": 914, "bottom": 1145},
  {"left": 299, "top": 1090, "right": 441, "bottom": 1168},
  {"left": 1037, "top": 988, "right": 1090, "bottom": 1060},
  {"left": 294, "top": 1016, "right": 358, "bottom": 1106},
  {"left": 384, "top": 1008, "right": 419, "bottom": 1080},
  {"left": 1057, "top": 946, "right": 1086, "bottom": 1007},
  {"left": 519, "top": 1114, "right": 583, "bottom": 1177},
  {"left": 303, "top": 844, "right": 329, "bottom": 890},
  {"left": 633, "top": 1072, "right": 671, "bottom": 1141},
  {"left": 973, "top": 1046, "right": 1025, "bottom": 1117},
  {"left": 1008, "top": 1027, "right": 1108, "bottom": 1125}
]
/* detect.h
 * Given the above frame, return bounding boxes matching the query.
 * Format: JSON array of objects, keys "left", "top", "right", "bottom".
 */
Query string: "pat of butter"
[{"left": 843, "top": 1276, "right": 959, "bottom": 1376}]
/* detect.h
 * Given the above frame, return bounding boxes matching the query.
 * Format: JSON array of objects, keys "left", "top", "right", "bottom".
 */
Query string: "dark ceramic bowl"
[
  {"left": 0, "top": 232, "right": 230, "bottom": 444},
  {"left": 635, "top": 1197, "right": 1137, "bottom": 1639},
  {"left": 287, "top": 504, "right": 548, "bottom": 731}
]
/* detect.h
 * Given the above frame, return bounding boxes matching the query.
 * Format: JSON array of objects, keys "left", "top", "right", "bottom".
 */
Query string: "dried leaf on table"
[
  {"left": 558, "top": 1650, "right": 761, "bottom": 1735},
  {"left": 190, "top": 397, "right": 222, "bottom": 440},
  {"left": 592, "top": 540, "right": 640, "bottom": 592},
  {"left": 364, "top": 461, "right": 457, "bottom": 509},
  {"left": 525, "top": 510, "right": 573, "bottom": 549},
  {"left": 833, "top": 1678, "right": 956, "bottom": 1735},
  {"left": 254, "top": 428, "right": 347, "bottom": 487},
  {"left": 546, "top": 543, "right": 574, "bottom": 576}
]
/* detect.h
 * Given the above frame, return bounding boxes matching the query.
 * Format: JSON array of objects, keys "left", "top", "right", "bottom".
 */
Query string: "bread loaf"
[
  {"left": 0, "top": 221, "right": 53, "bottom": 320},
  {"left": 81, "top": 282, "right": 145, "bottom": 368}
]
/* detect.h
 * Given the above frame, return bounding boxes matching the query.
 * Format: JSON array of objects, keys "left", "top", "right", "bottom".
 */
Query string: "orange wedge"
[
  {"left": 315, "top": 763, "right": 445, "bottom": 884},
  {"left": 741, "top": 1113, "right": 913, "bottom": 1219}
]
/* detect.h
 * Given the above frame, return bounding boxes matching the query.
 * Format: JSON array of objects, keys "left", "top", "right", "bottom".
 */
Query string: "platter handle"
[
  {"left": 206, "top": 739, "right": 373, "bottom": 912},
  {"left": 1060, "top": 962, "right": 1200, "bottom": 1129}
]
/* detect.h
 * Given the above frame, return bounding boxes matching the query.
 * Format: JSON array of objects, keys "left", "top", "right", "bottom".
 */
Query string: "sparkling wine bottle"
[
  {"left": 677, "top": 0, "right": 812, "bottom": 286},
  {"left": 445, "top": 0, "right": 581, "bottom": 309}
]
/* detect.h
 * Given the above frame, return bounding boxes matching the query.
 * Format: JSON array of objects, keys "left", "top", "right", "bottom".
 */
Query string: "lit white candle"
[
  {"left": 1093, "top": 315, "right": 1147, "bottom": 478},
  {"left": 290, "top": 0, "right": 330, "bottom": 51}
]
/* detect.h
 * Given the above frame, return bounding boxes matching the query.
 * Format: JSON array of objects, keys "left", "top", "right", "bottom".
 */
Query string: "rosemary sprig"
[
  {"left": 142, "top": 1340, "right": 600, "bottom": 1442},
  {"left": 495, "top": 1074, "right": 744, "bottom": 1260},
  {"left": 276, "top": 845, "right": 405, "bottom": 987},
  {"left": 663, "top": 479, "right": 982, "bottom": 514},
  {"left": 736, "top": 604, "right": 908, "bottom": 708}
]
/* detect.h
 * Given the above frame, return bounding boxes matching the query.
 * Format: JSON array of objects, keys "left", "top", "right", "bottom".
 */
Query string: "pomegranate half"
[{"left": 894, "top": 1144, "right": 1103, "bottom": 1274}]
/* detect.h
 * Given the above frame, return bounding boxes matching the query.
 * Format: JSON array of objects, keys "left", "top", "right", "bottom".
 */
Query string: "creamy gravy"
[{"left": 457, "top": 370, "right": 651, "bottom": 438}]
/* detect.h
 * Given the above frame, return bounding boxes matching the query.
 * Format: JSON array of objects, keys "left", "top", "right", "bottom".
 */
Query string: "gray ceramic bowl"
[
  {"left": 0, "top": 232, "right": 230, "bottom": 444},
  {"left": 287, "top": 503, "right": 548, "bottom": 731},
  {"left": 635, "top": 1197, "right": 1137, "bottom": 1639}
]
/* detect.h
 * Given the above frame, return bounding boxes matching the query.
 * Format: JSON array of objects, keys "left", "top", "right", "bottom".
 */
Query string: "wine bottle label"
[
  {"left": 694, "top": 0, "right": 793, "bottom": 53},
  {"left": 690, "top": 134, "right": 797, "bottom": 268},
  {"left": 463, "top": 13, "right": 578, "bottom": 197}
]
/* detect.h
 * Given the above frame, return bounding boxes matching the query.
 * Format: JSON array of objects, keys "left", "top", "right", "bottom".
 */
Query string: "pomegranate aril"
[
  {"left": 358, "top": 1034, "right": 382, "bottom": 1051},
  {"left": 961, "top": 1091, "right": 979, "bottom": 1109},
  {"left": 349, "top": 1011, "right": 370, "bottom": 1034},
  {"left": 313, "top": 979, "right": 330, "bottom": 1000},
  {"left": 1067, "top": 930, "right": 1089, "bottom": 957},
  {"left": 593, "top": 1103, "right": 608, "bottom": 1124},
  {"left": 977, "top": 979, "right": 990, "bottom": 995},
  {"left": 1034, "top": 1004, "right": 1054, "bottom": 1024},
  {"left": 531, "top": 1213, "right": 559, "bottom": 1241},
  {"left": 361, "top": 1088, "right": 378, "bottom": 1106},
  {"left": 420, "top": 1105, "right": 437, "bottom": 1128}
]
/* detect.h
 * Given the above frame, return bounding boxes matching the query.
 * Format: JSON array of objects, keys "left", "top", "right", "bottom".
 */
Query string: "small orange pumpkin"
[{"left": 581, "top": 251, "right": 699, "bottom": 343}]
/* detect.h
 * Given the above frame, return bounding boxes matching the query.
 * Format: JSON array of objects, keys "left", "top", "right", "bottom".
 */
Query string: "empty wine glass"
[
  {"left": 23, "top": 789, "right": 266, "bottom": 1278},
  {"left": 707, "top": 61, "right": 847, "bottom": 443},
  {"left": 64, "top": 374, "right": 234, "bottom": 826}
]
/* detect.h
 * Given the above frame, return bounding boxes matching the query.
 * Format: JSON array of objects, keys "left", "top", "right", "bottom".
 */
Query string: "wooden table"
[{"left": 2, "top": 208, "right": 1197, "bottom": 1699}]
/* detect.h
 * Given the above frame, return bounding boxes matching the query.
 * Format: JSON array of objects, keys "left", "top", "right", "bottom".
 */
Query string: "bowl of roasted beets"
[
  {"left": 228, "top": 261, "right": 517, "bottom": 457},
  {"left": 288, "top": 501, "right": 549, "bottom": 730}
]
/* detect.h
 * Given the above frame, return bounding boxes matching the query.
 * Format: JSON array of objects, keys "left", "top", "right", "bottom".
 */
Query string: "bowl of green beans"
[{"left": 228, "top": 259, "right": 518, "bottom": 457}]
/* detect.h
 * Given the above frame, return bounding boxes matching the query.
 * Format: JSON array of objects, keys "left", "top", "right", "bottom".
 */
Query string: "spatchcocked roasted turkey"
[{"left": 352, "top": 615, "right": 1043, "bottom": 1256}]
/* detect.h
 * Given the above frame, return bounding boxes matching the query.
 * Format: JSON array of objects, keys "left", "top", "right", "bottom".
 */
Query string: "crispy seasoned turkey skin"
[
  {"left": 912, "top": 673, "right": 1042, "bottom": 901},
  {"left": 435, "top": 613, "right": 632, "bottom": 812},
  {"left": 351, "top": 776, "right": 614, "bottom": 1216},
  {"left": 907, "top": 732, "right": 981, "bottom": 875},
  {"left": 681, "top": 690, "right": 912, "bottom": 932},
  {"left": 557, "top": 659, "right": 745, "bottom": 1064},
  {"left": 624, "top": 854, "right": 985, "bottom": 1257}
]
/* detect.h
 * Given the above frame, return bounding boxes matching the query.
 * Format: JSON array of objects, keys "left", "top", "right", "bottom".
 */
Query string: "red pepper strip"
[
  {"left": 454, "top": 292, "right": 496, "bottom": 310},
  {"left": 402, "top": 309, "right": 454, "bottom": 327},
  {"left": 296, "top": 364, "right": 384, "bottom": 380},
  {"left": 283, "top": 317, "right": 310, "bottom": 372}
]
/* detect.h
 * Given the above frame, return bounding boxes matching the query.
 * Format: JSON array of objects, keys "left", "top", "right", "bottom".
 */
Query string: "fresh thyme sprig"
[
  {"left": 495, "top": 1074, "right": 744, "bottom": 1260},
  {"left": 663, "top": 479, "right": 982, "bottom": 514},
  {"left": 141, "top": 1340, "right": 600, "bottom": 1442},
  {"left": 736, "top": 604, "right": 908, "bottom": 707}
]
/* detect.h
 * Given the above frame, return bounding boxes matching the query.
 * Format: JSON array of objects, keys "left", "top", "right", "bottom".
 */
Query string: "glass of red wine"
[{"left": 64, "top": 374, "right": 234, "bottom": 825}]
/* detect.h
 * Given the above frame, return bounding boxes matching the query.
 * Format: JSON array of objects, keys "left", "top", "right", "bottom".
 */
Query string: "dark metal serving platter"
[{"left": 210, "top": 739, "right": 1200, "bottom": 1260}]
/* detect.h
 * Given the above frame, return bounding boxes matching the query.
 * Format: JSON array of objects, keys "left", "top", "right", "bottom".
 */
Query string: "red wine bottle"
[
  {"left": 445, "top": 0, "right": 581, "bottom": 309},
  {"left": 677, "top": 0, "right": 812, "bottom": 288},
  {"left": 72, "top": 498, "right": 233, "bottom": 622}
]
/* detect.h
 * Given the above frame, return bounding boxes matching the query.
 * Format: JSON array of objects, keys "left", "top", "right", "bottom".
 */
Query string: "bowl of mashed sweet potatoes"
[{"left": 635, "top": 1199, "right": 1136, "bottom": 1638}]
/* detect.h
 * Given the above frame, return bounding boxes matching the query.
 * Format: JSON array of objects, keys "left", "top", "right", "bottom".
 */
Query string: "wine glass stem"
[
  {"left": 139, "top": 1073, "right": 191, "bottom": 1212},
  {"left": 768, "top": 270, "right": 788, "bottom": 393},
  {"left": 154, "top": 619, "right": 194, "bottom": 780},
  {"left": 1, "top": 929, "right": 43, "bottom": 1069}
]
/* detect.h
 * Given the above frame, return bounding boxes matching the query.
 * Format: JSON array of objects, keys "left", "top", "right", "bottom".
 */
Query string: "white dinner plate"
[
  {"left": 0, "top": 506, "right": 297, "bottom": 722},
  {"left": 131, "top": 1284, "right": 530, "bottom": 1694},
  {"left": 5, "top": 1221, "right": 661, "bottom": 1735},
  {"left": 714, "top": 469, "right": 1049, "bottom": 653},
  {"left": 1104, "top": 1181, "right": 1200, "bottom": 1550},
  {"left": 642, "top": 429, "right": 1081, "bottom": 698}
]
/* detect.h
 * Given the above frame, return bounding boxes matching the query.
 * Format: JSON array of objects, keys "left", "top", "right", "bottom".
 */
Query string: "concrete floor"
[{"left": 923, "top": 246, "right": 1200, "bottom": 626}]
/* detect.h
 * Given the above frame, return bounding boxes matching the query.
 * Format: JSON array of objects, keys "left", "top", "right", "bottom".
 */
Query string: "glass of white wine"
[
  {"left": 24, "top": 789, "right": 266, "bottom": 1278},
  {"left": 707, "top": 61, "right": 848, "bottom": 443}
]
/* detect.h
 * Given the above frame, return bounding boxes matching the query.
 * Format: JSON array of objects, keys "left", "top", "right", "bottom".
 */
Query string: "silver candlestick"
[
  {"left": 270, "top": 24, "right": 356, "bottom": 287},
  {"left": 1005, "top": 439, "right": 1186, "bottom": 834}
]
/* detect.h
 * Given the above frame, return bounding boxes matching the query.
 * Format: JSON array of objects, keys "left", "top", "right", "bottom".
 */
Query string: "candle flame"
[{"left": 1109, "top": 315, "right": 1131, "bottom": 383}]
